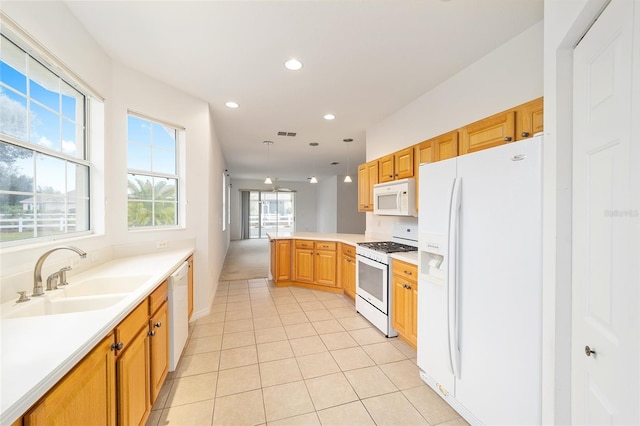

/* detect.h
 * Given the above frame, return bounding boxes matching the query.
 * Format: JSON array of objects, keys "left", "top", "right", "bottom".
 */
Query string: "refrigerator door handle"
[{"left": 447, "top": 177, "right": 462, "bottom": 379}]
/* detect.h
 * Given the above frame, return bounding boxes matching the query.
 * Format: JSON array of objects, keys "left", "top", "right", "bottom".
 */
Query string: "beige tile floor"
[{"left": 146, "top": 278, "right": 468, "bottom": 426}]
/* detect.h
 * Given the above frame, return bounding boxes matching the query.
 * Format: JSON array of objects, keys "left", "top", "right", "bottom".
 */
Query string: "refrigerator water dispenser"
[{"left": 419, "top": 233, "right": 447, "bottom": 284}]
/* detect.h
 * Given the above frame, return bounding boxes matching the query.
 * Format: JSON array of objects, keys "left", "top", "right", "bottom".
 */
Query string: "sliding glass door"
[{"left": 247, "top": 190, "right": 295, "bottom": 238}]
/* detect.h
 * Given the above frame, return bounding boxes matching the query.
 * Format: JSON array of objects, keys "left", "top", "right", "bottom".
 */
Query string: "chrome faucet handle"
[
  {"left": 57, "top": 266, "right": 72, "bottom": 286},
  {"left": 16, "top": 291, "right": 31, "bottom": 303},
  {"left": 46, "top": 272, "right": 60, "bottom": 291}
]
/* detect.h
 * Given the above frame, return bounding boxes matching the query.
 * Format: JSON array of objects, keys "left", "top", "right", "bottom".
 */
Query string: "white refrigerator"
[{"left": 417, "top": 136, "right": 542, "bottom": 425}]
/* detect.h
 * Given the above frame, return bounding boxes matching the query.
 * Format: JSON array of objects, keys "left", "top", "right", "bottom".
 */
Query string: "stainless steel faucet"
[{"left": 32, "top": 246, "right": 87, "bottom": 297}]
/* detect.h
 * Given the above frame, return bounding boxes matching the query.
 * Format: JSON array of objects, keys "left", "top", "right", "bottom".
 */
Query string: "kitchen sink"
[
  {"left": 62, "top": 275, "right": 151, "bottom": 297},
  {"left": 3, "top": 294, "right": 127, "bottom": 319}
]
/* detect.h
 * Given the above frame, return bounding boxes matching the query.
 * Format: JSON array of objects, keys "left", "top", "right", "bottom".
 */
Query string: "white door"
[{"left": 572, "top": 0, "right": 640, "bottom": 424}]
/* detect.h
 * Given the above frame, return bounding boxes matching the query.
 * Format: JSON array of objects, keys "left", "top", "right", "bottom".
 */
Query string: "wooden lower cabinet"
[
  {"left": 187, "top": 255, "right": 194, "bottom": 320},
  {"left": 391, "top": 260, "right": 419, "bottom": 349},
  {"left": 340, "top": 246, "right": 356, "bottom": 300},
  {"left": 293, "top": 241, "right": 337, "bottom": 287},
  {"left": 22, "top": 278, "right": 175, "bottom": 426},
  {"left": 294, "top": 246, "right": 314, "bottom": 283},
  {"left": 117, "top": 327, "right": 150, "bottom": 426},
  {"left": 149, "top": 301, "right": 169, "bottom": 405},
  {"left": 273, "top": 239, "right": 355, "bottom": 294},
  {"left": 272, "top": 239, "right": 292, "bottom": 282},
  {"left": 24, "top": 334, "right": 116, "bottom": 426}
]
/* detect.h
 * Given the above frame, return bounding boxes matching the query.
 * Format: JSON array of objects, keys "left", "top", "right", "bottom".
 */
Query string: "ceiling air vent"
[{"left": 277, "top": 131, "right": 297, "bottom": 137}]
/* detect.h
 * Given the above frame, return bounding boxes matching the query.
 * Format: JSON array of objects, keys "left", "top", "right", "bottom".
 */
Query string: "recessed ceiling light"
[
  {"left": 324, "top": 114, "right": 335, "bottom": 120},
  {"left": 284, "top": 58, "right": 303, "bottom": 71},
  {"left": 225, "top": 101, "right": 239, "bottom": 108}
]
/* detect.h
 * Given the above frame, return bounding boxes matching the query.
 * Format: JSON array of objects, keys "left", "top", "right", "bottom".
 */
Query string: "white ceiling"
[{"left": 64, "top": 0, "right": 543, "bottom": 183}]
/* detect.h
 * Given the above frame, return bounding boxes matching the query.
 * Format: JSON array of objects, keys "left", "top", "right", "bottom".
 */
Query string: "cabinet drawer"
[
  {"left": 392, "top": 260, "right": 417, "bottom": 281},
  {"left": 341, "top": 243, "right": 356, "bottom": 258},
  {"left": 149, "top": 280, "right": 168, "bottom": 315},
  {"left": 295, "top": 240, "right": 314, "bottom": 249},
  {"left": 115, "top": 301, "right": 148, "bottom": 354},
  {"left": 315, "top": 241, "right": 336, "bottom": 251}
]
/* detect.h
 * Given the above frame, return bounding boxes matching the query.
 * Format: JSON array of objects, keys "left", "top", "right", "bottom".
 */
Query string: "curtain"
[{"left": 240, "top": 190, "right": 251, "bottom": 239}]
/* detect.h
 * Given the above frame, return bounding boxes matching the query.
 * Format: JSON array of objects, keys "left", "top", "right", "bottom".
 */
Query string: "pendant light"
[
  {"left": 263, "top": 140, "right": 273, "bottom": 184},
  {"left": 343, "top": 138, "right": 353, "bottom": 183},
  {"left": 309, "top": 142, "right": 318, "bottom": 184}
]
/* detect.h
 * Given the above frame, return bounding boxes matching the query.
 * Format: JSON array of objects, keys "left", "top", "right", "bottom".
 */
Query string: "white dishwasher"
[{"left": 168, "top": 261, "right": 189, "bottom": 371}]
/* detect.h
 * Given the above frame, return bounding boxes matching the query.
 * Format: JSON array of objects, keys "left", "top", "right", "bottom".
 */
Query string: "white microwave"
[{"left": 373, "top": 178, "right": 417, "bottom": 216}]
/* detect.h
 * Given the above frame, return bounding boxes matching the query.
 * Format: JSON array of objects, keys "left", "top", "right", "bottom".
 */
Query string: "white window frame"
[
  {"left": 0, "top": 29, "right": 95, "bottom": 247},
  {"left": 126, "top": 111, "right": 183, "bottom": 230}
]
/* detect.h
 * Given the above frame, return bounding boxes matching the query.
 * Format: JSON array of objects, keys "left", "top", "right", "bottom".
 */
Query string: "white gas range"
[{"left": 355, "top": 224, "right": 418, "bottom": 337}]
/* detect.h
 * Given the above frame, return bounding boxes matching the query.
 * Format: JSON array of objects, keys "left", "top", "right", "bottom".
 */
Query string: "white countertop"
[
  {"left": 0, "top": 248, "right": 193, "bottom": 425},
  {"left": 267, "top": 232, "right": 381, "bottom": 246},
  {"left": 390, "top": 251, "right": 419, "bottom": 265}
]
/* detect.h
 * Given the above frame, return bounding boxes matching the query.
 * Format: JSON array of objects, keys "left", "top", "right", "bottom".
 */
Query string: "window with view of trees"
[
  {"left": 0, "top": 34, "right": 90, "bottom": 244},
  {"left": 127, "top": 114, "right": 180, "bottom": 228}
]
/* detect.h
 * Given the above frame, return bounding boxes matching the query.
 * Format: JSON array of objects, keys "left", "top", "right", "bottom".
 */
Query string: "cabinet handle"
[
  {"left": 521, "top": 132, "right": 530, "bottom": 138},
  {"left": 346, "top": 259, "right": 352, "bottom": 263},
  {"left": 148, "top": 330, "right": 156, "bottom": 337},
  {"left": 154, "top": 322, "right": 162, "bottom": 328},
  {"left": 388, "top": 175, "right": 393, "bottom": 178},
  {"left": 405, "top": 284, "right": 412, "bottom": 290},
  {"left": 111, "top": 342, "right": 124, "bottom": 351},
  {"left": 504, "top": 136, "right": 513, "bottom": 142},
  {"left": 403, "top": 270, "right": 413, "bottom": 275}
]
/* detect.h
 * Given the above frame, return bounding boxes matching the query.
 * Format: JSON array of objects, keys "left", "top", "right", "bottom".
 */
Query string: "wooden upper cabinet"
[
  {"left": 432, "top": 130, "right": 459, "bottom": 161},
  {"left": 459, "top": 110, "right": 515, "bottom": 155},
  {"left": 378, "top": 154, "right": 395, "bottom": 182},
  {"left": 394, "top": 147, "right": 414, "bottom": 179},
  {"left": 378, "top": 148, "right": 414, "bottom": 182},
  {"left": 358, "top": 160, "right": 378, "bottom": 212},
  {"left": 415, "top": 140, "right": 433, "bottom": 165},
  {"left": 516, "top": 97, "right": 543, "bottom": 140}
]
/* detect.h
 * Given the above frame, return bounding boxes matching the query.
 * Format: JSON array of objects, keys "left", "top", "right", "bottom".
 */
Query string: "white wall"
[
  {"left": 337, "top": 176, "right": 365, "bottom": 234},
  {"left": 316, "top": 177, "right": 337, "bottom": 233},
  {"left": 365, "top": 20, "right": 544, "bottom": 239},
  {"left": 0, "top": 2, "right": 229, "bottom": 316}
]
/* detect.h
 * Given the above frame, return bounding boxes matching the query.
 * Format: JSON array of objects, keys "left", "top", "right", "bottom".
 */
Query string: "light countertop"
[
  {"left": 0, "top": 248, "right": 193, "bottom": 425},
  {"left": 267, "top": 232, "right": 381, "bottom": 246},
  {"left": 390, "top": 251, "right": 419, "bottom": 265}
]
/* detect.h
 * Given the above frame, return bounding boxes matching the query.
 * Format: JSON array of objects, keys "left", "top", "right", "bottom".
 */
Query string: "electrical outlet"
[
  {"left": 156, "top": 240, "right": 168, "bottom": 249},
  {"left": 91, "top": 251, "right": 100, "bottom": 262},
  {"left": 71, "top": 258, "right": 81, "bottom": 268}
]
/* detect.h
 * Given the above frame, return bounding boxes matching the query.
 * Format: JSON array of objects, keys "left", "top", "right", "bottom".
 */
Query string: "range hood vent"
[{"left": 277, "top": 131, "right": 297, "bottom": 137}]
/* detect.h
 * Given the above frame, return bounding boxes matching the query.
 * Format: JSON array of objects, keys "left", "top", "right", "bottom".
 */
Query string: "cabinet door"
[
  {"left": 294, "top": 248, "right": 314, "bottom": 283},
  {"left": 187, "top": 256, "right": 194, "bottom": 320},
  {"left": 149, "top": 302, "right": 169, "bottom": 405},
  {"left": 432, "top": 130, "right": 459, "bottom": 161},
  {"left": 358, "top": 163, "right": 369, "bottom": 211},
  {"left": 459, "top": 110, "right": 515, "bottom": 154},
  {"left": 391, "top": 276, "right": 409, "bottom": 337},
  {"left": 408, "top": 281, "right": 419, "bottom": 348},
  {"left": 342, "top": 254, "right": 356, "bottom": 299},
  {"left": 315, "top": 249, "right": 337, "bottom": 287},
  {"left": 378, "top": 154, "right": 395, "bottom": 182},
  {"left": 394, "top": 147, "right": 414, "bottom": 179},
  {"left": 275, "top": 240, "right": 292, "bottom": 281},
  {"left": 24, "top": 334, "right": 116, "bottom": 426},
  {"left": 516, "top": 97, "right": 543, "bottom": 140},
  {"left": 117, "top": 327, "right": 150, "bottom": 426}
]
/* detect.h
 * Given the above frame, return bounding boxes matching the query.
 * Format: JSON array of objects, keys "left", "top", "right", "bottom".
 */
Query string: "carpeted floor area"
[{"left": 219, "top": 238, "right": 270, "bottom": 281}]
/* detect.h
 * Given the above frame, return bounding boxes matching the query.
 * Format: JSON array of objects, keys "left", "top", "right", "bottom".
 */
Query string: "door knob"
[{"left": 585, "top": 345, "right": 596, "bottom": 357}]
